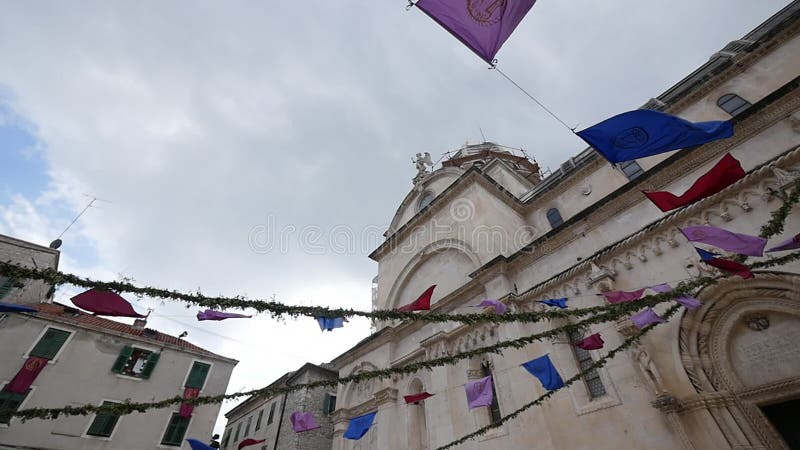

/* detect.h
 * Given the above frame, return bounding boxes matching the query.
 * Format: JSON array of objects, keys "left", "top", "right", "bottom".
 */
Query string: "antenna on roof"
[
  {"left": 50, "top": 194, "right": 111, "bottom": 249},
  {"left": 478, "top": 126, "right": 487, "bottom": 143}
]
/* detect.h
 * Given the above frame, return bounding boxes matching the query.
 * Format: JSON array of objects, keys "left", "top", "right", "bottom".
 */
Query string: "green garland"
[
  {"left": 0, "top": 262, "right": 699, "bottom": 325},
  {"left": 436, "top": 304, "right": 682, "bottom": 450},
  {"left": 759, "top": 179, "right": 800, "bottom": 238}
]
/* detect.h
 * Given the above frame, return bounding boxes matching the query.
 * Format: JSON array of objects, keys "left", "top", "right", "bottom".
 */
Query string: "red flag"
[
  {"left": 404, "top": 392, "right": 434, "bottom": 404},
  {"left": 179, "top": 387, "right": 200, "bottom": 418},
  {"left": 696, "top": 248, "right": 754, "bottom": 279},
  {"left": 644, "top": 154, "right": 745, "bottom": 212},
  {"left": 238, "top": 438, "right": 266, "bottom": 450},
  {"left": 71, "top": 289, "right": 146, "bottom": 318},
  {"left": 574, "top": 333, "right": 604, "bottom": 350},
  {"left": 397, "top": 285, "right": 436, "bottom": 312},
  {"left": 5, "top": 356, "right": 48, "bottom": 393}
]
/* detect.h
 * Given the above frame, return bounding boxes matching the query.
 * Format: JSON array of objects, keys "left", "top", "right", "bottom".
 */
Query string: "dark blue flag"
[
  {"left": 316, "top": 316, "right": 345, "bottom": 332},
  {"left": 344, "top": 411, "right": 377, "bottom": 440},
  {"left": 0, "top": 302, "right": 37, "bottom": 313},
  {"left": 577, "top": 110, "right": 733, "bottom": 164},
  {"left": 522, "top": 354, "right": 564, "bottom": 391},
  {"left": 538, "top": 298, "right": 568, "bottom": 309},
  {"left": 186, "top": 439, "right": 214, "bottom": 450}
]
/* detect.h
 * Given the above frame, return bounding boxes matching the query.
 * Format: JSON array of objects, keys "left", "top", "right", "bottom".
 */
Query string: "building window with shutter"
[
  {"left": 111, "top": 346, "right": 160, "bottom": 379},
  {"left": 185, "top": 361, "right": 211, "bottom": 389},
  {"left": 0, "top": 386, "right": 30, "bottom": 425},
  {"left": 255, "top": 409, "right": 264, "bottom": 430},
  {"left": 160, "top": 412, "right": 191, "bottom": 446},
  {"left": 234, "top": 421, "right": 242, "bottom": 441},
  {"left": 86, "top": 401, "right": 121, "bottom": 438},
  {"left": 266, "top": 402, "right": 276, "bottom": 425},
  {"left": 244, "top": 415, "right": 252, "bottom": 436},
  {"left": 546, "top": 208, "right": 564, "bottom": 229},
  {"left": 567, "top": 328, "right": 607, "bottom": 399},
  {"left": 29, "top": 328, "right": 71, "bottom": 360},
  {"left": 480, "top": 362, "right": 502, "bottom": 424},
  {"left": 322, "top": 393, "right": 336, "bottom": 415}
]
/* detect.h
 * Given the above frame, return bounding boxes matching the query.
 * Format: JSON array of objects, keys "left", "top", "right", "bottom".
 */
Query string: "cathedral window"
[
  {"left": 417, "top": 190, "right": 435, "bottom": 211},
  {"left": 717, "top": 93, "right": 751, "bottom": 116},
  {"left": 480, "top": 362, "right": 502, "bottom": 424},
  {"left": 567, "top": 328, "right": 606, "bottom": 399},
  {"left": 546, "top": 208, "right": 564, "bottom": 229}
]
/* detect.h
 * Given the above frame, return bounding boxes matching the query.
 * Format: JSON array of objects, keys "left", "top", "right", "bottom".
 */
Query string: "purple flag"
[
  {"left": 416, "top": 0, "right": 537, "bottom": 64},
  {"left": 631, "top": 308, "right": 665, "bottom": 329},
  {"left": 465, "top": 375, "right": 494, "bottom": 410},
  {"left": 472, "top": 299, "right": 507, "bottom": 314},
  {"left": 681, "top": 225, "right": 766, "bottom": 256},
  {"left": 649, "top": 283, "right": 702, "bottom": 310},
  {"left": 197, "top": 309, "right": 252, "bottom": 321},
  {"left": 766, "top": 233, "right": 800, "bottom": 252},
  {"left": 600, "top": 289, "right": 645, "bottom": 304},
  {"left": 290, "top": 412, "right": 320, "bottom": 433}
]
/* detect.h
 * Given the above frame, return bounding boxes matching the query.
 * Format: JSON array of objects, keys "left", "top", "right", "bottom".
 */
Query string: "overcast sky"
[{"left": 0, "top": 0, "right": 789, "bottom": 437}]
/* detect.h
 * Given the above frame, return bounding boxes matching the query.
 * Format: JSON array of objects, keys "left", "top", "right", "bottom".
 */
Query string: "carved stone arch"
[
  {"left": 387, "top": 166, "right": 465, "bottom": 233},
  {"left": 344, "top": 362, "right": 380, "bottom": 407},
  {"left": 676, "top": 273, "right": 800, "bottom": 449},
  {"left": 385, "top": 238, "right": 481, "bottom": 310}
]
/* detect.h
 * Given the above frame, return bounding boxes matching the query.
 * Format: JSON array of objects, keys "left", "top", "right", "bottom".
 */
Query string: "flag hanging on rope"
[
  {"left": 644, "top": 154, "right": 745, "bottom": 212},
  {"left": 766, "top": 233, "right": 800, "bottom": 252},
  {"left": 416, "top": 0, "right": 537, "bottom": 64},
  {"left": 648, "top": 283, "right": 702, "bottom": 310},
  {"left": 521, "top": 354, "right": 564, "bottom": 390},
  {"left": 316, "top": 317, "right": 346, "bottom": 332},
  {"left": 71, "top": 289, "right": 146, "bottom": 318},
  {"left": 465, "top": 376, "right": 494, "bottom": 409},
  {"left": 186, "top": 439, "right": 214, "bottom": 450},
  {"left": 631, "top": 308, "right": 665, "bottom": 329},
  {"left": 680, "top": 225, "right": 766, "bottom": 257},
  {"left": 695, "top": 248, "right": 754, "bottom": 279},
  {"left": 574, "top": 333, "right": 604, "bottom": 350},
  {"left": 600, "top": 289, "right": 646, "bottom": 304},
  {"left": 238, "top": 438, "right": 266, "bottom": 450},
  {"left": 5, "top": 356, "right": 48, "bottom": 393},
  {"left": 196, "top": 309, "right": 252, "bottom": 321},
  {"left": 397, "top": 285, "right": 436, "bottom": 312},
  {"left": 538, "top": 298, "right": 567, "bottom": 309},
  {"left": 472, "top": 299, "right": 507, "bottom": 314},
  {"left": 404, "top": 392, "right": 434, "bottom": 404},
  {"left": 344, "top": 411, "right": 377, "bottom": 440},
  {"left": 0, "top": 302, "right": 37, "bottom": 313},
  {"left": 290, "top": 412, "right": 320, "bottom": 433},
  {"left": 577, "top": 110, "right": 733, "bottom": 164}
]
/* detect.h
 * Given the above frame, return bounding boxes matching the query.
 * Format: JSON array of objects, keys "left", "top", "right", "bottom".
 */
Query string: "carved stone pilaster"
[{"left": 373, "top": 387, "right": 398, "bottom": 405}]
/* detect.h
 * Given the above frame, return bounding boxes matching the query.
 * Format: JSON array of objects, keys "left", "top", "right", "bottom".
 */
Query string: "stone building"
[
  {"left": 221, "top": 363, "right": 338, "bottom": 450},
  {"left": 0, "top": 234, "right": 238, "bottom": 450},
  {"left": 330, "top": 3, "right": 800, "bottom": 450}
]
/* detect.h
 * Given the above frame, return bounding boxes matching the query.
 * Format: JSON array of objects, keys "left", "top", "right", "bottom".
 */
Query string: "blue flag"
[
  {"left": 344, "top": 411, "right": 377, "bottom": 440},
  {"left": 538, "top": 298, "right": 567, "bottom": 309},
  {"left": 316, "top": 316, "right": 345, "bottom": 332},
  {"left": 577, "top": 110, "right": 733, "bottom": 164},
  {"left": 186, "top": 439, "right": 214, "bottom": 450},
  {"left": 522, "top": 354, "right": 564, "bottom": 391},
  {"left": 0, "top": 302, "right": 37, "bottom": 313}
]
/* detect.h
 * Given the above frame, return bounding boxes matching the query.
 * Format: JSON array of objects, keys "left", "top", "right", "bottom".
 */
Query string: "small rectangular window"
[
  {"left": 111, "top": 346, "right": 159, "bottom": 379},
  {"left": 481, "top": 363, "right": 502, "bottom": 424},
  {"left": 86, "top": 401, "right": 121, "bottom": 437},
  {"left": 30, "top": 328, "right": 71, "bottom": 360},
  {"left": 255, "top": 409, "right": 264, "bottom": 430},
  {"left": 234, "top": 422, "right": 241, "bottom": 441},
  {"left": 322, "top": 393, "right": 337, "bottom": 415},
  {"left": 267, "top": 402, "right": 276, "bottom": 425},
  {"left": 0, "top": 386, "right": 29, "bottom": 425},
  {"left": 160, "top": 413, "right": 190, "bottom": 446},
  {"left": 244, "top": 415, "right": 251, "bottom": 436},
  {"left": 185, "top": 362, "right": 210, "bottom": 389},
  {"left": 618, "top": 160, "right": 644, "bottom": 180}
]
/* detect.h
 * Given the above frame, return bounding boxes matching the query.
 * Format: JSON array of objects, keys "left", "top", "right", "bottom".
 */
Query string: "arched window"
[
  {"left": 546, "top": 208, "right": 564, "bottom": 229},
  {"left": 480, "top": 362, "right": 502, "bottom": 424},
  {"left": 717, "top": 93, "right": 751, "bottom": 116},
  {"left": 567, "top": 328, "right": 606, "bottom": 399},
  {"left": 417, "top": 191, "right": 435, "bottom": 211},
  {"left": 618, "top": 160, "right": 644, "bottom": 180},
  {"left": 407, "top": 379, "right": 429, "bottom": 450}
]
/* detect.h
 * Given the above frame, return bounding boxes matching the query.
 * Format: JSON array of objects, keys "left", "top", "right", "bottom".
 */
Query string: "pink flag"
[
  {"left": 179, "top": 387, "right": 200, "bottom": 418},
  {"left": 574, "top": 333, "right": 604, "bottom": 350},
  {"left": 71, "top": 289, "right": 145, "bottom": 318},
  {"left": 649, "top": 283, "right": 702, "bottom": 310},
  {"left": 5, "top": 356, "right": 48, "bottom": 393},
  {"left": 290, "top": 412, "right": 320, "bottom": 433},
  {"left": 600, "top": 289, "right": 646, "bottom": 304},
  {"left": 404, "top": 392, "right": 434, "bottom": 404},
  {"left": 631, "top": 308, "right": 665, "bottom": 329},
  {"left": 397, "top": 285, "right": 436, "bottom": 312},
  {"left": 465, "top": 375, "right": 494, "bottom": 410},
  {"left": 472, "top": 299, "right": 507, "bottom": 314},
  {"left": 681, "top": 225, "right": 766, "bottom": 256},
  {"left": 416, "top": 0, "right": 537, "bottom": 64},
  {"left": 197, "top": 309, "right": 252, "bottom": 321},
  {"left": 766, "top": 233, "right": 800, "bottom": 252}
]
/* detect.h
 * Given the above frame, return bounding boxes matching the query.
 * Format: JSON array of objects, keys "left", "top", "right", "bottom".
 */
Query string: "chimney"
[{"left": 132, "top": 318, "right": 147, "bottom": 330}]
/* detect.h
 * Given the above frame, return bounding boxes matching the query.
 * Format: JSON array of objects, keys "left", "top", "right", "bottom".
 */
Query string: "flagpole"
[{"left": 492, "top": 65, "right": 577, "bottom": 134}]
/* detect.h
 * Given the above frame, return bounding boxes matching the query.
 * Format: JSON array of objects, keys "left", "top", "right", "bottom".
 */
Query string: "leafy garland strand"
[
  {"left": 436, "top": 304, "right": 682, "bottom": 450},
  {"left": 759, "top": 179, "right": 800, "bottom": 238}
]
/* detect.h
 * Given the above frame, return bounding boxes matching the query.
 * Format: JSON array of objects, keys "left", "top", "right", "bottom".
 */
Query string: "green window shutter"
[
  {"left": 0, "top": 388, "right": 28, "bottom": 425},
  {"left": 30, "top": 328, "right": 71, "bottom": 360},
  {"left": 160, "top": 413, "right": 190, "bottom": 446},
  {"left": 86, "top": 401, "right": 121, "bottom": 437},
  {"left": 140, "top": 352, "right": 160, "bottom": 379},
  {"left": 323, "top": 393, "right": 336, "bottom": 414},
  {"left": 255, "top": 409, "right": 263, "bottom": 430},
  {"left": 111, "top": 346, "right": 134, "bottom": 373},
  {"left": 185, "top": 362, "right": 210, "bottom": 389},
  {"left": 267, "top": 402, "right": 275, "bottom": 424}
]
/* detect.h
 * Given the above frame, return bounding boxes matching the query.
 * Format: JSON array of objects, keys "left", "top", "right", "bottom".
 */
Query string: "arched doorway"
[
  {"left": 677, "top": 273, "right": 800, "bottom": 449},
  {"left": 407, "top": 378, "right": 429, "bottom": 450}
]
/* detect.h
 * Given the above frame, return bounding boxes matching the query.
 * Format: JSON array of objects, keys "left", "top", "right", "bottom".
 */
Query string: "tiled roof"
[{"left": 34, "top": 302, "right": 234, "bottom": 361}]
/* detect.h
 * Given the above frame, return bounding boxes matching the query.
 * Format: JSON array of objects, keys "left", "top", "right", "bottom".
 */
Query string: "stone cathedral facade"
[{"left": 330, "top": 3, "right": 800, "bottom": 450}]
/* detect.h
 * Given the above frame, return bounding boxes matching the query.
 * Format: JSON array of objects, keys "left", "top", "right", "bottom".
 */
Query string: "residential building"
[
  {"left": 0, "top": 234, "right": 238, "bottom": 450},
  {"left": 331, "top": 3, "right": 800, "bottom": 450},
  {"left": 222, "top": 363, "right": 337, "bottom": 450}
]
